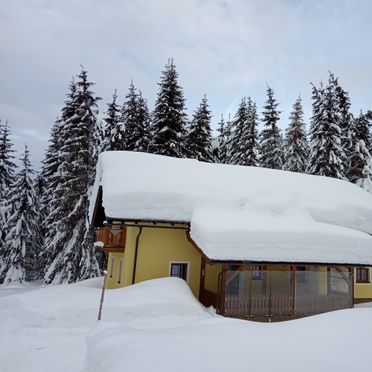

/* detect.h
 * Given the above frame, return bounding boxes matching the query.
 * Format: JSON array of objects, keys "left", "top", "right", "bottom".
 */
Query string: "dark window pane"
[
  {"left": 170, "top": 263, "right": 188, "bottom": 281},
  {"left": 252, "top": 265, "right": 263, "bottom": 280},
  {"left": 356, "top": 267, "right": 370, "bottom": 283}
]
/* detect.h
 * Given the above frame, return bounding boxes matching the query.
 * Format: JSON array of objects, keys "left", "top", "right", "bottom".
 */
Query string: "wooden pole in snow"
[{"left": 97, "top": 271, "right": 107, "bottom": 321}]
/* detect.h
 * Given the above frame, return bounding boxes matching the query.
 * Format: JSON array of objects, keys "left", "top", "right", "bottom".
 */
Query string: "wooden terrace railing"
[
  {"left": 95, "top": 226, "right": 126, "bottom": 253},
  {"left": 217, "top": 268, "right": 353, "bottom": 319}
]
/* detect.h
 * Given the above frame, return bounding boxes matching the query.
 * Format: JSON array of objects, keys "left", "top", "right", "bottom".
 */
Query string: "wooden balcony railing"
[{"left": 95, "top": 226, "right": 126, "bottom": 253}]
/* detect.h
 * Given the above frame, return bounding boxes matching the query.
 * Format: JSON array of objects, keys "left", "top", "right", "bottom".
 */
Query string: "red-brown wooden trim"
[
  {"left": 291, "top": 265, "right": 296, "bottom": 316},
  {"left": 199, "top": 256, "right": 206, "bottom": 300},
  {"left": 185, "top": 231, "right": 210, "bottom": 264}
]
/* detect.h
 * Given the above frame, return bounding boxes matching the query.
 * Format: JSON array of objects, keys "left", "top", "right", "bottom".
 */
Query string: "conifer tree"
[
  {"left": 307, "top": 79, "right": 347, "bottom": 179},
  {"left": 122, "top": 83, "right": 150, "bottom": 152},
  {"left": 148, "top": 59, "right": 188, "bottom": 157},
  {"left": 39, "top": 80, "right": 77, "bottom": 273},
  {"left": 259, "top": 86, "right": 283, "bottom": 169},
  {"left": 283, "top": 96, "right": 309, "bottom": 172},
  {"left": 229, "top": 98, "right": 248, "bottom": 164},
  {"left": 0, "top": 120, "right": 17, "bottom": 277},
  {"left": 102, "top": 90, "right": 125, "bottom": 151},
  {"left": 0, "top": 120, "right": 17, "bottom": 198},
  {"left": 43, "top": 68, "right": 101, "bottom": 284},
  {"left": 230, "top": 97, "right": 259, "bottom": 166},
  {"left": 245, "top": 99, "right": 260, "bottom": 166},
  {"left": 215, "top": 115, "right": 226, "bottom": 162},
  {"left": 0, "top": 146, "right": 40, "bottom": 283},
  {"left": 221, "top": 114, "right": 233, "bottom": 164},
  {"left": 122, "top": 81, "right": 139, "bottom": 150},
  {"left": 39, "top": 118, "right": 63, "bottom": 221},
  {"left": 134, "top": 91, "right": 151, "bottom": 152},
  {"left": 347, "top": 112, "right": 372, "bottom": 191},
  {"left": 186, "top": 95, "right": 213, "bottom": 162},
  {"left": 330, "top": 73, "right": 353, "bottom": 158}
]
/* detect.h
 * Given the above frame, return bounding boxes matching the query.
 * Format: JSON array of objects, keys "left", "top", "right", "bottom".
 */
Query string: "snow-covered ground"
[{"left": 1, "top": 277, "right": 372, "bottom": 372}]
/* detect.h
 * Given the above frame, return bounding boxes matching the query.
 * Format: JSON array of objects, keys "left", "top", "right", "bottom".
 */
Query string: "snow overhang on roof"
[{"left": 89, "top": 151, "right": 372, "bottom": 265}]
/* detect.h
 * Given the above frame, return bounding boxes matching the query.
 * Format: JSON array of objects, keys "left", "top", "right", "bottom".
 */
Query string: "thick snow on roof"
[
  {"left": 191, "top": 207, "right": 372, "bottom": 264},
  {"left": 90, "top": 151, "right": 372, "bottom": 264}
]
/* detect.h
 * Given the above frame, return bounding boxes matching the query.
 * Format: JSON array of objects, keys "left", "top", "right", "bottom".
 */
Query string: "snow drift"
[
  {"left": 84, "top": 277, "right": 372, "bottom": 372},
  {"left": 2, "top": 278, "right": 372, "bottom": 372}
]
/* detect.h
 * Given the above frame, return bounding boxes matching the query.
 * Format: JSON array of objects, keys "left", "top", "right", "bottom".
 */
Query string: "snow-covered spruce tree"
[
  {"left": 121, "top": 82, "right": 137, "bottom": 150},
  {"left": 307, "top": 80, "right": 347, "bottom": 179},
  {"left": 221, "top": 114, "right": 234, "bottom": 164},
  {"left": 230, "top": 98, "right": 259, "bottom": 166},
  {"left": 229, "top": 97, "right": 248, "bottom": 164},
  {"left": 148, "top": 59, "right": 188, "bottom": 157},
  {"left": 134, "top": 91, "right": 151, "bottom": 152},
  {"left": 0, "top": 120, "right": 17, "bottom": 279},
  {"left": 215, "top": 115, "right": 226, "bottom": 162},
  {"left": 283, "top": 96, "right": 309, "bottom": 172},
  {"left": 39, "top": 118, "right": 63, "bottom": 220},
  {"left": 39, "top": 80, "right": 78, "bottom": 273},
  {"left": 102, "top": 90, "right": 125, "bottom": 151},
  {"left": 186, "top": 95, "right": 213, "bottom": 162},
  {"left": 43, "top": 68, "right": 101, "bottom": 284},
  {"left": 347, "top": 112, "right": 372, "bottom": 191},
  {"left": 245, "top": 99, "right": 260, "bottom": 166},
  {"left": 259, "top": 85, "right": 283, "bottom": 169},
  {"left": 0, "top": 146, "right": 40, "bottom": 283},
  {"left": 123, "top": 83, "right": 151, "bottom": 152},
  {"left": 0, "top": 120, "right": 17, "bottom": 199},
  {"left": 330, "top": 73, "right": 353, "bottom": 158}
]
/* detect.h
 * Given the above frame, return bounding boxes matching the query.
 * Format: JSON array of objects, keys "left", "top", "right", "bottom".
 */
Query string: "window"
[
  {"left": 170, "top": 263, "right": 188, "bottom": 281},
  {"left": 356, "top": 267, "right": 370, "bottom": 283},
  {"left": 118, "top": 259, "right": 123, "bottom": 284},
  {"left": 251, "top": 265, "right": 264, "bottom": 280}
]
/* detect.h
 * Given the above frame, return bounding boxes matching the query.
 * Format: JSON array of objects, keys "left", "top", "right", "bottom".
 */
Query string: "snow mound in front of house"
[
  {"left": 2, "top": 277, "right": 372, "bottom": 372},
  {"left": 84, "top": 277, "right": 372, "bottom": 372}
]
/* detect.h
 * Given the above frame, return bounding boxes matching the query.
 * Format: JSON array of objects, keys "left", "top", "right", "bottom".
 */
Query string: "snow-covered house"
[{"left": 90, "top": 151, "right": 372, "bottom": 320}]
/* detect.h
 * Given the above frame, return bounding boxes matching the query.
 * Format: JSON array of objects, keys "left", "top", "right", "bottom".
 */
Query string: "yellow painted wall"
[
  {"left": 354, "top": 267, "right": 372, "bottom": 299},
  {"left": 205, "top": 263, "right": 222, "bottom": 293},
  {"left": 106, "top": 252, "right": 125, "bottom": 289},
  {"left": 118, "top": 224, "right": 202, "bottom": 298}
]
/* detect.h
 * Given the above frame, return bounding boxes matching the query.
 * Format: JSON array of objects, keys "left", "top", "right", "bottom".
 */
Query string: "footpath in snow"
[{"left": 1, "top": 277, "right": 372, "bottom": 372}]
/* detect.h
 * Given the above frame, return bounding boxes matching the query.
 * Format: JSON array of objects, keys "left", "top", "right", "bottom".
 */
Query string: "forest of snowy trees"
[{"left": 0, "top": 59, "right": 371, "bottom": 284}]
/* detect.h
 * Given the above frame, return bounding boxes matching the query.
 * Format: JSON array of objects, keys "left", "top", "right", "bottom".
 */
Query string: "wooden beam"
[
  {"left": 225, "top": 264, "right": 249, "bottom": 286},
  {"left": 291, "top": 265, "right": 296, "bottom": 316},
  {"left": 199, "top": 256, "right": 206, "bottom": 301},
  {"left": 350, "top": 266, "right": 354, "bottom": 307}
]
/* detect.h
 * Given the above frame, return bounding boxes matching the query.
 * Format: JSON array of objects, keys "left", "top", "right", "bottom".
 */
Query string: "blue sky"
[{"left": 0, "top": 0, "right": 371, "bottom": 167}]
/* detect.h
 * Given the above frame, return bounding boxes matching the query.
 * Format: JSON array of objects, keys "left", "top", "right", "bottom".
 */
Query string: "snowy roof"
[{"left": 90, "top": 151, "right": 372, "bottom": 265}]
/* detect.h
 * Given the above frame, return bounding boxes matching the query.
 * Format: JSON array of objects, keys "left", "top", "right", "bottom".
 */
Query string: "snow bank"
[
  {"left": 90, "top": 152, "right": 372, "bottom": 264},
  {"left": 84, "top": 277, "right": 372, "bottom": 372},
  {"left": 0, "top": 279, "right": 105, "bottom": 372},
  {"left": 2, "top": 278, "right": 372, "bottom": 372}
]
